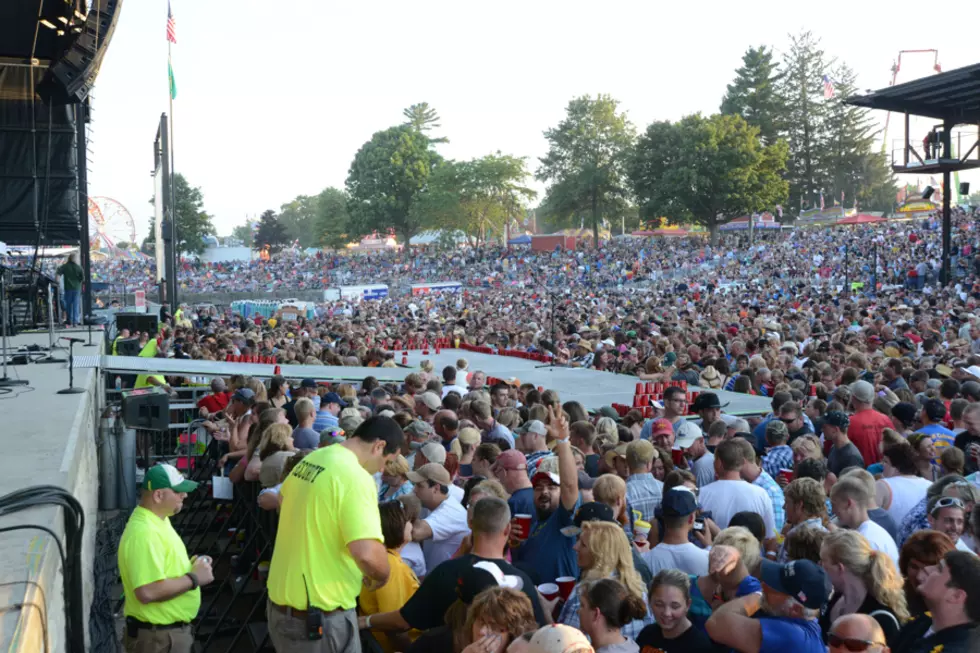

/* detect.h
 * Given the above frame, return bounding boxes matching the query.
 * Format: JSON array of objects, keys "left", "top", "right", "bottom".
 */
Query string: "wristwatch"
[{"left": 186, "top": 572, "right": 199, "bottom": 590}]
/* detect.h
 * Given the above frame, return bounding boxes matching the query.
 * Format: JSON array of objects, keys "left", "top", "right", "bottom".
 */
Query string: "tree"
[
  {"left": 417, "top": 153, "right": 537, "bottom": 246},
  {"left": 779, "top": 31, "right": 832, "bottom": 214},
  {"left": 720, "top": 46, "right": 786, "bottom": 145},
  {"left": 314, "top": 187, "right": 352, "bottom": 250},
  {"left": 346, "top": 125, "right": 440, "bottom": 245},
  {"left": 403, "top": 102, "right": 448, "bottom": 144},
  {"left": 278, "top": 195, "right": 320, "bottom": 248},
  {"left": 967, "top": 190, "right": 980, "bottom": 207},
  {"left": 254, "top": 209, "right": 289, "bottom": 253},
  {"left": 231, "top": 223, "right": 254, "bottom": 248},
  {"left": 629, "top": 113, "right": 789, "bottom": 244},
  {"left": 821, "top": 63, "right": 897, "bottom": 212},
  {"left": 115, "top": 241, "right": 135, "bottom": 251},
  {"left": 145, "top": 173, "right": 216, "bottom": 257},
  {"left": 537, "top": 94, "right": 636, "bottom": 242}
]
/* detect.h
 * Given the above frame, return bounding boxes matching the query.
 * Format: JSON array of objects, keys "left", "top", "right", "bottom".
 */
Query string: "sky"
[{"left": 86, "top": 0, "right": 980, "bottom": 241}]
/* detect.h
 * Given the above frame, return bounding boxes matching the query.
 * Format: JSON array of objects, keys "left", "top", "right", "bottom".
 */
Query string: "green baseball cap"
[{"left": 142, "top": 464, "right": 199, "bottom": 493}]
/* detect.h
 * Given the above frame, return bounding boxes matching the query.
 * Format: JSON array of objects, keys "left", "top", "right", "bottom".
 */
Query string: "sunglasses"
[
  {"left": 828, "top": 634, "right": 885, "bottom": 652},
  {"left": 932, "top": 496, "right": 965, "bottom": 513}
]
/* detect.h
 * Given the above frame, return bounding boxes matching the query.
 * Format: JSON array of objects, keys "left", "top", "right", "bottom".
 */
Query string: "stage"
[
  {"left": 0, "top": 330, "right": 102, "bottom": 652},
  {"left": 73, "top": 347, "right": 772, "bottom": 416}
]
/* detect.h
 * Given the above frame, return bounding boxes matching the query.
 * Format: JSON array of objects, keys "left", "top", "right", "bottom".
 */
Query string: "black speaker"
[
  {"left": 38, "top": 0, "right": 125, "bottom": 104},
  {"left": 115, "top": 313, "right": 158, "bottom": 337},
  {"left": 115, "top": 338, "right": 142, "bottom": 357},
  {"left": 923, "top": 186, "right": 935, "bottom": 200},
  {"left": 961, "top": 182, "right": 971, "bottom": 196},
  {"left": 122, "top": 387, "right": 170, "bottom": 431}
]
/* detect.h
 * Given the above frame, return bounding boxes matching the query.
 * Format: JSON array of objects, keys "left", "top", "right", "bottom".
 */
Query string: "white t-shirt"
[
  {"left": 442, "top": 384, "right": 469, "bottom": 398},
  {"left": 857, "top": 520, "right": 900, "bottom": 570},
  {"left": 642, "top": 541, "right": 709, "bottom": 576},
  {"left": 421, "top": 497, "right": 470, "bottom": 573},
  {"left": 699, "top": 479, "right": 777, "bottom": 538},
  {"left": 449, "top": 484, "right": 465, "bottom": 504}
]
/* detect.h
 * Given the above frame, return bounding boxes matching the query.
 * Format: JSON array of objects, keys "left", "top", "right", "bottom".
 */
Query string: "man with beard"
[
  {"left": 706, "top": 555, "right": 830, "bottom": 653},
  {"left": 118, "top": 465, "right": 214, "bottom": 653},
  {"left": 510, "top": 405, "right": 578, "bottom": 584}
]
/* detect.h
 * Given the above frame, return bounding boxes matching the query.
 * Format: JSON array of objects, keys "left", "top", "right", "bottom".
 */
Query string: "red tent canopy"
[{"left": 837, "top": 213, "right": 886, "bottom": 225}]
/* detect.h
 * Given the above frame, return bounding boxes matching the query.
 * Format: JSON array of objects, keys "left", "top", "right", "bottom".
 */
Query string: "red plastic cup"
[
  {"left": 636, "top": 383, "right": 644, "bottom": 394},
  {"left": 514, "top": 514, "right": 532, "bottom": 540},
  {"left": 638, "top": 395, "right": 649, "bottom": 407},
  {"left": 556, "top": 576, "right": 577, "bottom": 600},
  {"left": 646, "top": 382, "right": 655, "bottom": 394},
  {"left": 779, "top": 469, "right": 794, "bottom": 484},
  {"left": 672, "top": 449, "right": 686, "bottom": 466},
  {"left": 644, "top": 406, "right": 653, "bottom": 418},
  {"left": 537, "top": 583, "right": 560, "bottom": 601}
]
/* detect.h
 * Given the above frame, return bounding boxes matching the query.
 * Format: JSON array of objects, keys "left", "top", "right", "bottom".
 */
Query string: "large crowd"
[{"left": 112, "top": 205, "right": 980, "bottom": 653}]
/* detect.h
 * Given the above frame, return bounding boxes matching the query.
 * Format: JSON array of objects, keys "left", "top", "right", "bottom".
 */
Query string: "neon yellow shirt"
[
  {"left": 135, "top": 338, "right": 165, "bottom": 389},
  {"left": 118, "top": 506, "right": 199, "bottom": 624},
  {"left": 267, "top": 445, "right": 383, "bottom": 611}
]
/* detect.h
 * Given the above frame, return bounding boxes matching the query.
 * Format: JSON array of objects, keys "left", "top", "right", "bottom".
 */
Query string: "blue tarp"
[{"left": 508, "top": 235, "right": 532, "bottom": 245}]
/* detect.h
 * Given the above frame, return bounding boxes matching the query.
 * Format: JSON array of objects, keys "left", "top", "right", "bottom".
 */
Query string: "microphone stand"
[
  {"left": 536, "top": 288, "right": 567, "bottom": 369},
  {"left": 57, "top": 338, "right": 87, "bottom": 394}
]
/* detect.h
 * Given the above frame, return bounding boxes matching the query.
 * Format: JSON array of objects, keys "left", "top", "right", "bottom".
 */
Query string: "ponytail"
[
  {"left": 581, "top": 578, "right": 647, "bottom": 629},
  {"left": 866, "top": 549, "right": 910, "bottom": 622}
]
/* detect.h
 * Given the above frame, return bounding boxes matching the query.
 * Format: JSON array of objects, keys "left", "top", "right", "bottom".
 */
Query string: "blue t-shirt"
[
  {"left": 508, "top": 488, "right": 536, "bottom": 521},
  {"left": 689, "top": 575, "right": 762, "bottom": 633},
  {"left": 513, "top": 499, "right": 580, "bottom": 585},
  {"left": 759, "top": 616, "right": 825, "bottom": 653}
]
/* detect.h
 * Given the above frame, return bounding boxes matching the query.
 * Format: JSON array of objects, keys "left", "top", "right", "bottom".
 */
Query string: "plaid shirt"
[
  {"left": 762, "top": 445, "right": 794, "bottom": 480},
  {"left": 525, "top": 450, "right": 553, "bottom": 477},
  {"left": 897, "top": 498, "right": 929, "bottom": 548},
  {"left": 558, "top": 580, "right": 654, "bottom": 640},
  {"left": 626, "top": 473, "right": 664, "bottom": 521},
  {"left": 752, "top": 470, "right": 786, "bottom": 532}
]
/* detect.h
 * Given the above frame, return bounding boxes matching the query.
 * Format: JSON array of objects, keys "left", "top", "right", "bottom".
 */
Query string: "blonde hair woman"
[
  {"left": 594, "top": 417, "right": 618, "bottom": 443},
  {"left": 791, "top": 435, "right": 824, "bottom": 469},
  {"left": 379, "top": 455, "right": 413, "bottom": 501},
  {"left": 819, "top": 529, "right": 909, "bottom": 645},
  {"left": 558, "top": 521, "right": 654, "bottom": 638},
  {"left": 688, "top": 526, "right": 762, "bottom": 631},
  {"left": 593, "top": 474, "right": 630, "bottom": 532}
]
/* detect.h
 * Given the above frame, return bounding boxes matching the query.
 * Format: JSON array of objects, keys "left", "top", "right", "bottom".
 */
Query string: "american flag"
[
  {"left": 822, "top": 75, "right": 835, "bottom": 99},
  {"left": 167, "top": 2, "right": 177, "bottom": 43}
]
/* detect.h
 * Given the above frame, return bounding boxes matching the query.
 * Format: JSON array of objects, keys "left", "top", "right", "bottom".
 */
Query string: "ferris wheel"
[{"left": 88, "top": 196, "right": 136, "bottom": 250}]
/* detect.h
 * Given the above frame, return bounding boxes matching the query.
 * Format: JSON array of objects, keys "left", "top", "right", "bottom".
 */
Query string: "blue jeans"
[{"left": 63, "top": 289, "right": 80, "bottom": 325}]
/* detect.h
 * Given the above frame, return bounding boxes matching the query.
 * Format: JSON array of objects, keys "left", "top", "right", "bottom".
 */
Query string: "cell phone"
[
  {"left": 693, "top": 518, "right": 705, "bottom": 531},
  {"left": 877, "top": 390, "right": 887, "bottom": 397}
]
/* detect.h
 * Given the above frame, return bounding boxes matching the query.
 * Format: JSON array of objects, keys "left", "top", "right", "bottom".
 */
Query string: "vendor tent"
[
  {"left": 837, "top": 213, "right": 886, "bottom": 225},
  {"left": 507, "top": 234, "right": 532, "bottom": 245}
]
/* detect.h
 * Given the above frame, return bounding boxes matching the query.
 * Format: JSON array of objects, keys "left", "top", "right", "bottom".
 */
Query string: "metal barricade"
[{"left": 169, "top": 449, "right": 280, "bottom": 653}]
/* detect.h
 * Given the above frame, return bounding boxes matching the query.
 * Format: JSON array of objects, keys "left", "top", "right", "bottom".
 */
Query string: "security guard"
[
  {"left": 118, "top": 464, "right": 213, "bottom": 653},
  {"left": 266, "top": 416, "right": 404, "bottom": 652}
]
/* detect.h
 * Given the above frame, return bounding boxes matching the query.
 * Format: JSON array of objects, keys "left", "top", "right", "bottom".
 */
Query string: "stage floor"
[
  {"left": 403, "top": 349, "right": 772, "bottom": 415},
  {"left": 0, "top": 329, "right": 102, "bottom": 652}
]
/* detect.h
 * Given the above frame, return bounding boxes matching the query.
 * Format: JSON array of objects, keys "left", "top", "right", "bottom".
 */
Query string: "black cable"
[
  {"left": 0, "top": 486, "right": 85, "bottom": 653},
  {"left": 0, "top": 600, "right": 50, "bottom": 653}
]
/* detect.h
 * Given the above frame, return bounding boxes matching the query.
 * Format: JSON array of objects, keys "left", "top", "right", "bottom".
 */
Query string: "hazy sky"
[{"left": 86, "top": 0, "right": 979, "bottom": 241}]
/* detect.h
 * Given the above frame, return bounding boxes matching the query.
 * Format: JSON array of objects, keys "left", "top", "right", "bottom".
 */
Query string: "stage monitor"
[{"left": 115, "top": 313, "right": 158, "bottom": 337}]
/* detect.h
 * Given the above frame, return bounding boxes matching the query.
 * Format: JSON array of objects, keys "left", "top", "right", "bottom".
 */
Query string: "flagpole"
[{"left": 168, "top": 36, "right": 177, "bottom": 312}]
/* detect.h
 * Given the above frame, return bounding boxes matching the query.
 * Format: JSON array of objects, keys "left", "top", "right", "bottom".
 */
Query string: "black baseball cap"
[
  {"left": 923, "top": 398, "right": 947, "bottom": 422},
  {"left": 759, "top": 558, "right": 831, "bottom": 610},
  {"left": 561, "top": 502, "right": 615, "bottom": 537},
  {"left": 661, "top": 487, "right": 698, "bottom": 517},
  {"left": 823, "top": 410, "right": 850, "bottom": 430},
  {"left": 891, "top": 402, "right": 917, "bottom": 426},
  {"left": 323, "top": 392, "right": 348, "bottom": 407},
  {"left": 300, "top": 378, "right": 318, "bottom": 389}
]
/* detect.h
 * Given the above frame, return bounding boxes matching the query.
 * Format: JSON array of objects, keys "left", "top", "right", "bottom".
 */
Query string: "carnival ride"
[{"left": 88, "top": 196, "right": 137, "bottom": 253}]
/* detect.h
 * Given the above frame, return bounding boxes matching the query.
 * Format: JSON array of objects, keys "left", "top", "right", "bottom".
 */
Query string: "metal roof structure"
[{"left": 847, "top": 62, "right": 980, "bottom": 123}]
